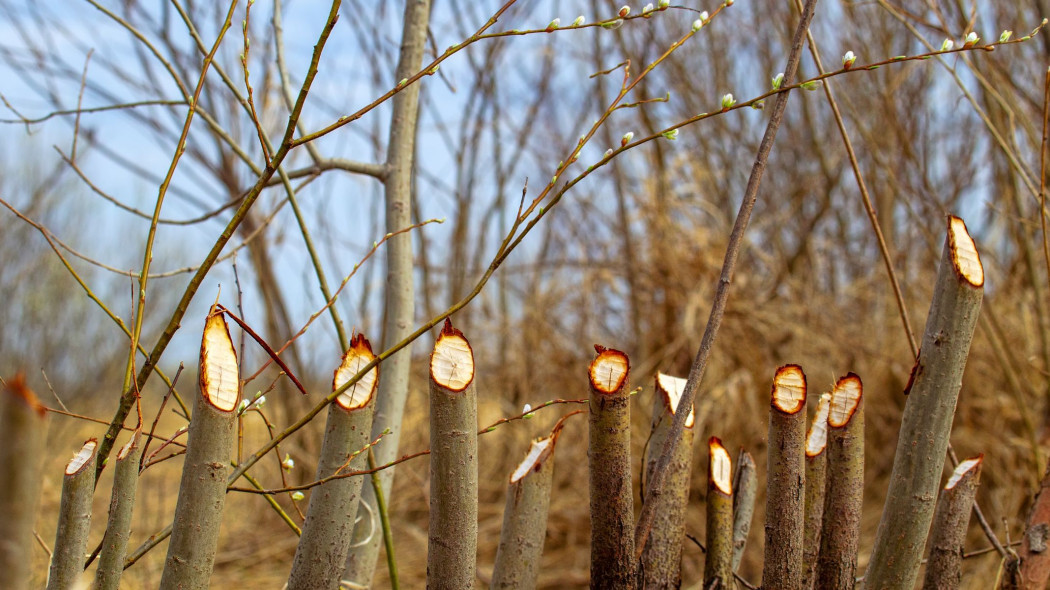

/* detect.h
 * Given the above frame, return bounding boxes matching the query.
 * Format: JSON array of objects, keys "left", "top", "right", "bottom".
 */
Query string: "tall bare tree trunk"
[{"left": 344, "top": 0, "right": 431, "bottom": 584}]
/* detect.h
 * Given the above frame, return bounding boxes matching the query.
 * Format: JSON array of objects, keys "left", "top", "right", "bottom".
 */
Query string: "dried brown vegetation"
[{"left": 1, "top": 0, "right": 1049, "bottom": 588}]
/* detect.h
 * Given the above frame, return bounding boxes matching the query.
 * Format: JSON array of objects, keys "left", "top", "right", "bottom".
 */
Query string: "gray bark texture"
[
  {"left": 815, "top": 377, "right": 863, "bottom": 590},
  {"left": 588, "top": 347, "right": 635, "bottom": 588},
  {"left": 731, "top": 449, "right": 757, "bottom": 573},
  {"left": 921, "top": 458, "right": 981, "bottom": 590},
  {"left": 705, "top": 440, "right": 734, "bottom": 590},
  {"left": 491, "top": 441, "right": 555, "bottom": 589},
  {"left": 427, "top": 322, "right": 479, "bottom": 590},
  {"left": 344, "top": 0, "right": 431, "bottom": 583},
  {"left": 763, "top": 366, "right": 807, "bottom": 590},
  {"left": 287, "top": 398, "right": 375, "bottom": 590},
  {"left": 47, "top": 440, "right": 97, "bottom": 590},
  {"left": 95, "top": 431, "right": 144, "bottom": 590},
  {"left": 864, "top": 217, "right": 984, "bottom": 590},
  {"left": 641, "top": 389, "right": 694, "bottom": 589},
  {"left": 159, "top": 390, "right": 237, "bottom": 589}
]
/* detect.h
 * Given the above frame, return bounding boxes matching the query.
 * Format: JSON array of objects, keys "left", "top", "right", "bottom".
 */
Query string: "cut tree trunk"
[
  {"left": 287, "top": 335, "right": 379, "bottom": 590},
  {"left": 95, "top": 430, "right": 144, "bottom": 590},
  {"left": 922, "top": 456, "right": 982, "bottom": 590},
  {"left": 802, "top": 392, "right": 831, "bottom": 590},
  {"left": 160, "top": 306, "right": 240, "bottom": 590},
  {"left": 763, "top": 364, "right": 807, "bottom": 590},
  {"left": 705, "top": 437, "right": 734, "bottom": 589},
  {"left": 642, "top": 373, "right": 695, "bottom": 589},
  {"left": 491, "top": 427, "right": 561, "bottom": 589},
  {"left": 732, "top": 448, "right": 758, "bottom": 573},
  {"left": 816, "top": 374, "right": 863, "bottom": 590},
  {"left": 427, "top": 319, "right": 479, "bottom": 590},
  {"left": 865, "top": 216, "right": 984, "bottom": 590},
  {"left": 46, "top": 438, "right": 97, "bottom": 590},
  {"left": 588, "top": 345, "right": 635, "bottom": 588}
]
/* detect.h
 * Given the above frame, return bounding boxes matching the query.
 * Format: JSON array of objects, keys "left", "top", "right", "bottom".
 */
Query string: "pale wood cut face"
[
  {"left": 590, "top": 349, "right": 628, "bottom": 394},
  {"left": 949, "top": 216, "right": 983, "bottom": 287},
  {"left": 772, "top": 365, "right": 806, "bottom": 414},
  {"left": 334, "top": 335, "right": 378, "bottom": 410},
  {"left": 510, "top": 438, "right": 552, "bottom": 484},
  {"left": 431, "top": 331, "right": 474, "bottom": 391},
  {"left": 656, "top": 372, "right": 695, "bottom": 428},
  {"left": 201, "top": 311, "right": 240, "bottom": 412},
  {"left": 806, "top": 393, "right": 832, "bottom": 457},
  {"left": 946, "top": 456, "right": 982, "bottom": 489},
  {"left": 829, "top": 375, "right": 862, "bottom": 428},
  {"left": 66, "top": 438, "right": 97, "bottom": 475},
  {"left": 709, "top": 437, "right": 732, "bottom": 495}
]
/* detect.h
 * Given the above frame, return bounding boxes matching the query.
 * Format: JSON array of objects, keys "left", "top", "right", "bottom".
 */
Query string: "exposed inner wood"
[
  {"left": 656, "top": 372, "right": 695, "bottom": 428},
  {"left": 589, "top": 347, "right": 629, "bottom": 393},
  {"left": 116, "top": 433, "right": 138, "bottom": 460},
  {"left": 828, "top": 374, "right": 862, "bottom": 427},
  {"left": 805, "top": 393, "right": 832, "bottom": 457},
  {"left": 200, "top": 310, "right": 240, "bottom": 411},
  {"left": 430, "top": 320, "right": 475, "bottom": 391},
  {"left": 709, "top": 437, "right": 733, "bottom": 495},
  {"left": 510, "top": 438, "right": 552, "bottom": 484},
  {"left": 66, "top": 438, "right": 97, "bottom": 475},
  {"left": 948, "top": 216, "right": 984, "bottom": 287},
  {"left": 772, "top": 364, "right": 807, "bottom": 413},
  {"left": 946, "top": 455, "right": 983, "bottom": 489},
  {"left": 334, "top": 334, "right": 379, "bottom": 409}
]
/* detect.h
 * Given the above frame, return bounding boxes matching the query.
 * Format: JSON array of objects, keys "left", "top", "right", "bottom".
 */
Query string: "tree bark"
[
  {"left": 427, "top": 319, "right": 478, "bottom": 590},
  {"left": 47, "top": 439, "right": 97, "bottom": 590},
  {"left": 588, "top": 345, "right": 635, "bottom": 588},
  {"left": 763, "top": 364, "right": 807, "bottom": 590},
  {"left": 922, "top": 456, "right": 982, "bottom": 590},
  {"left": 287, "top": 335, "right": 379, "bottom": 590},
  {"left": 345, "top": 0, "right": 431, "bottom": 583},
  {"left": 865, "top": 216, "right": 984, "bottom": 590}
]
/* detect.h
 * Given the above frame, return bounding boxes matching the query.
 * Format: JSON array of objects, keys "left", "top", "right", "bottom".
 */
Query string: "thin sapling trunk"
[
  {"left": 427, "top": 319, "right": 479, "bottom": 590},
  {"left": 588, "top": 345, "right": 635, "bottom": 588},
  {"left": 732, "top": 448, "right": 758, "bottom": 573},
  {"left": 866, "top": 217, "right": 984, "bottom": 590},
  {"left": 802, "top": 393, "right": 831, "bottom": 590},
  {"left": 642, "top": 373, "right": 695, "bottom": 589},
  {"left": 95, "top": 430, "right": 144, "bottom": 590},
  {"left": 47, "top": 438, "right": 97, "bottom": 590},
  {"left": 160, "top": 306, "right": 240, "bottom": 590},
  {"left": 816, "top": 374, "right": 863, "bottom": 590},
  {"left": 763, "top": 364, "right": 807, "bottom": 590},
  {"left": 922, "top": 456, "right": 982, "bottom": 590},
  {"left": 705, "top": 437, "right": 734, "bottom": 589},
  {"left": 287, "top": 334, "right": 379, "bottom": 590},
  {"left": 491, "top": 423, "right": 564, "bottom": 589}
]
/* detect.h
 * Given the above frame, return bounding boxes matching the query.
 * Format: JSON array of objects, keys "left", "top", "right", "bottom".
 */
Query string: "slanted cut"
[
  {"left": 589, "top": 346, "right": 629, "bottom": 393},
  {"left": 656, "top": 373, "right": 696, "bottom": 428},
  {"left": 66, "top": 439, "right": 97, "bottom": 475},
  {"left": 805, "top": 393, "right": 832, "bottom": 457},
  {"left": 430, "top": 319, "right": 474, "bottom": 392},
  {"left": 117, "top": 433, "right": 138, "bottom": 460},
  {"left": 200, "top": 309, "right": 240, "bottom": 411},
  {"left": 510, "top": 438, "right": 553, "bottom": 484},
  {"left": 334, "top": 333, "right": 379, "bottom": 410},
  {"left": 948, "top": 216, "right": 984, "bottom": 287},
  {"left": 709, "top": 437, "right": 732, "bottom": 495},
  {"left": 946, "top": 455, "right": 983, "bottom": 489},
  {"left": 772, "top": 364, "right": 807, "bottom": 413},
  {"left": 828, "top": 374, "right": 863, "bottom": 428}
]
